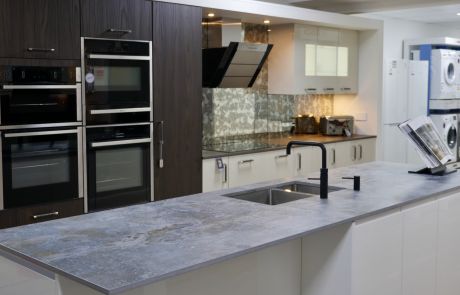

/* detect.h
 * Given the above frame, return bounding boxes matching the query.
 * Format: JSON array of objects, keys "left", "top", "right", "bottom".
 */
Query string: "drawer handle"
[
  {"left": 223, "top": 164, "right": 228, "bottom": 184},
  {"left": 239, "top": 159, "right": 254, "bottom": 164},
  {"left": 324, "top": 87, "right": 335, "bottom": 91},
  {"left": 32, "top": 211, "right": 59, "bottom": 220},
  {"left": 275, "top": 155, "right": 289, "bottom": 159},
  {"left": 341, "top": 87, "right": 351, "bottom": 91},
  {"left": 107, "top": 28, "right": 133, "bottom": 34},
  {"left": 27, "top": 48, "right": 55, "bottom": 53}
]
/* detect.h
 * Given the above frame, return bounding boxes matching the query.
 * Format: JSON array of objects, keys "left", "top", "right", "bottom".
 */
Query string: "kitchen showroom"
[{"left": 0, "top": 0, "right": 460, "bottom": 294}]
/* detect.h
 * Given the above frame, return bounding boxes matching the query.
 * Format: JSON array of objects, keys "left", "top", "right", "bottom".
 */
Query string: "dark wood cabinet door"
[
  {"left": 16, "top": 198, "right": 84, "bottom": 226},
  {"left": 81, "top": 0, "right": 152, "bottom": 41},
  {"left": 0, "top": 0, "right": 80, "bottom": 59},
  {"left": 153, "top": 2, "right": 202, "bottom": 200}
]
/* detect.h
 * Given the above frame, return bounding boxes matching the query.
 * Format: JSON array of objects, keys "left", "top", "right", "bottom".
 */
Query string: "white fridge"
[{"left": 382, "top": 59, "right": 429, "bottom": 165}]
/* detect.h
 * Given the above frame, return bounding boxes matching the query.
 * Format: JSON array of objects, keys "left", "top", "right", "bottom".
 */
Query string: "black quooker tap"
[{"left": 286, "top": 141, "right": 328, "bottom": 199}]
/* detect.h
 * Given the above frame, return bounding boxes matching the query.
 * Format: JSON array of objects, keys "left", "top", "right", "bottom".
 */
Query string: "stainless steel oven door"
[
  {"left": 0, "top": 84, "right": 82, "bottom": 128},
  {"left": 1, "top": 127, "right": 83, "bottom": 209},
  {"left": 85, "top": 124, "right": 153, "bottom": 211},
  {"left": 84, "top": 54, "right": 152, "bottom": 125}
]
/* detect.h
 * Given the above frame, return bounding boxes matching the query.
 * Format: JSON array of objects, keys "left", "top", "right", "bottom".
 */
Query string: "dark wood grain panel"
[
  {"left": 0, "top": 0, "right": 26, "bottom": 58},
  {"left": 16, "top": 198, "right": 84, "bottom": 226},
  {"left": 81, "top": 0, "right": 152, "bottom": 41},
  {"left": 0, "top": 208, "right": 17, "bottom": 229},
  {"left": 153, "top": 2, "right": 203, "bottom": 200},
  {"left": 23, "top": 0, "right": 81, "bottom": 59},
  {"left": 0, "top": 0, "right": 80, "bottom": 59}
]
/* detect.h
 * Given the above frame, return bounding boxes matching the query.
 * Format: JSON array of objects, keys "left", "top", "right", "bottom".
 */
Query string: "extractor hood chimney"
[{"left": 202, "top": 18, "right": 273, "bottom": 88}]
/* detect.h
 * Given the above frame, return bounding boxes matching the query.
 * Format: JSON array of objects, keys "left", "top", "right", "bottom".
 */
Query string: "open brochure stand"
[{"left": 409, "top": 165, "right": 457, "bottom": 176}]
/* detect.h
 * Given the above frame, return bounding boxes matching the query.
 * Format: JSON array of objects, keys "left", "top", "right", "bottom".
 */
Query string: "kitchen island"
[{"left": 0, "top": 162, "right": 459, "bottom": 295}]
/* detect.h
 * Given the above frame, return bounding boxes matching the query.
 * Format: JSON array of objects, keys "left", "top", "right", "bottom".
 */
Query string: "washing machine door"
[
  {"left": 444, "top": 62, "right": 456, "bottom": 85},
  {"left": 446, "top": 123, "right": 457, "bottom": 149}
]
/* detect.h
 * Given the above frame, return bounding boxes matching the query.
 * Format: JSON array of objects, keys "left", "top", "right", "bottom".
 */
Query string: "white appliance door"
[
  {"left": 383, "top": 124, "right": 408, "bottom": 163},
  {"left": 408, "top": 61, "right": 429, "bottom": 119},
  {"left": 383, "top": 60, "right": 408, "bottom": 124}
]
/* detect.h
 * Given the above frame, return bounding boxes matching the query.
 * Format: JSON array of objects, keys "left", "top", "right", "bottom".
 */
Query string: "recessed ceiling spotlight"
[
  {"left": 267, "top": 29, "right": 272, "bottom": 32},
  {"left": 208, "top": 13, "right": 215, "bottom": 17},
  {"left": 457, "top": 12, "right": 460, "bottom": 16},
  {"left": 264, "top": 20, "right": 271, "bottom": 24}
]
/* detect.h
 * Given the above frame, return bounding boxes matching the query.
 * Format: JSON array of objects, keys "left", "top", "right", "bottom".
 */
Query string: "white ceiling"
[{"left": 257, "top": 0, "right": 460, "bottom": 25}]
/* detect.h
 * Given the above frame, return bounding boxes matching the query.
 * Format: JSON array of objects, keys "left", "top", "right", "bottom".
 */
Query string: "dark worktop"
[{"left": 202, "top": 133, "right": 377, "bottom": 159}]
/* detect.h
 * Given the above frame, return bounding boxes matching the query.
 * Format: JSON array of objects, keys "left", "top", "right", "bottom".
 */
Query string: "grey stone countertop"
[{"left": 0, "top": 162, "right": 459, "bottom": 295}]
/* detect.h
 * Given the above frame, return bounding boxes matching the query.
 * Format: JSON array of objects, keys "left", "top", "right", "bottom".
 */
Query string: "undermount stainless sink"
[
  {"left": 276, "top": 182, "right": 344, "bottom": 195},
  {"left": 224, "top": 182, "right": 344, "bottom": 206}
]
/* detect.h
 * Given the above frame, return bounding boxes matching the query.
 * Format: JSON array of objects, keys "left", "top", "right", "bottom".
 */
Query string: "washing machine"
[
  {"left": 431, "top": 49, "right": 460, "bottom": 99},
  {"left": 430, "top": 113, "right": 458, "bottom": 162}
]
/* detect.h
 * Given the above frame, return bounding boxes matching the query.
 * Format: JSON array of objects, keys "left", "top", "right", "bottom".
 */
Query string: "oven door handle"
[
  {"left": 2, "top": 85, "right": 78, "bottom": 90},
  {"left": 4, "top": 129, "right": 78, "bottom": 138},
  {"left": 89, "top": 107, "right": 152, "bottom": 115},
  {"left": 90, "top": 138, "right": 152, "bottom": 148},
  {"left": 87, "top": 54, "right": 151, "bottom": 61}
]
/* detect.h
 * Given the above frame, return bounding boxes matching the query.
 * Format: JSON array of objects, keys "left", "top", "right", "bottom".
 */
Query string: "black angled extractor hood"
[{"left": 203, "top": 42, "right": 273, "bottom": 88}]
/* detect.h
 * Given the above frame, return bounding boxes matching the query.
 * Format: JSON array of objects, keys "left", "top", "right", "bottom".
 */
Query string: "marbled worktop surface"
[{"left": 1, "top": 162, "right": 459, "bottom": 294}]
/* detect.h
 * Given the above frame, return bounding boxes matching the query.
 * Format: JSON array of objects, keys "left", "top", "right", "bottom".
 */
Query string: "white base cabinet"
[
  {"left": 352, "top": 209, "right": 403, "bottom": 295},
  {"left": 402, "top": 199, "right": 437, "bottom": 295},
  {"left": 202, "top": 158, "right": 229, "bottom": 192},
  {"left": 436, "top": 192, "right": 460, "bottom": 295}
]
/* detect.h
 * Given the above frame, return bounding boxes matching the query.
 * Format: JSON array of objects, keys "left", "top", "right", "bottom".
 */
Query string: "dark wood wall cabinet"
[
  {"left": 81, "top": 0, "right": 152, "bottom": 41},
  {"left": 153, "top": 2, "right": 203, "bottom": 200},
  {"left": 0, "top": 198, "right": 84, "bottom": 229},
  {"left": 0, "top": 0, "right": 80, "bottom": 60}
]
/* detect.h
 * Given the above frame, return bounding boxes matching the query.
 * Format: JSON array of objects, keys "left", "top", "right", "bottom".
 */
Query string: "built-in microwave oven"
[
  {"left": 82, "top": 38, "right": 152, "bottom": 125},
  {"left": 0, "top": 66, "right": 82, "bottom": 129}
]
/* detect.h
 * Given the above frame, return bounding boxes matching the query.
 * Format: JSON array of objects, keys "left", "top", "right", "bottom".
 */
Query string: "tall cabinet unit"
[{"left": 152, "top": 2, "right": 202, "bottom": 200}]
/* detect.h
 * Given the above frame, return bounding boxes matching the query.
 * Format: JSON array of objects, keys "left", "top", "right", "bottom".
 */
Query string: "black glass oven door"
[
  {"left": 0, "top": 85, "right": 81, "bottom": 126},
  {"left": 85, "top": 57, "right": 151, "bottom": 111},
  {"left": 2, "top": 128, "right": 82, "bottom": 208},
  {"left": 87, "top": 139, "right": 151, "bottom": 211}
]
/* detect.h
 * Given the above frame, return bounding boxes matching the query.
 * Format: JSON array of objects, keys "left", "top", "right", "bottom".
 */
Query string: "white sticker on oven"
[{"left": 85, "top": 73, "right": 95, "bottom": 83}]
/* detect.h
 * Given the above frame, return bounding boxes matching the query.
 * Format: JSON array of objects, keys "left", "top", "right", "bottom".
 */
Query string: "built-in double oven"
[
  {"left": 0, "top": 66, "right": 83, "bottom": 210},
  {"left": 82, "top": 38, "right": 153, "bottom": 211}
]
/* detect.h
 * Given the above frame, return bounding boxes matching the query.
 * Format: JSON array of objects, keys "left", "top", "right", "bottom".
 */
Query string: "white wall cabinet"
[
  {"left": 436, "top": 192, "right": 460, "bottom": 295},
  {"left": 352, "top": 209, "right": 403, "bottom": 295},
  {"left": 269, "top": 24, "right": 359, "bottom": 95}
]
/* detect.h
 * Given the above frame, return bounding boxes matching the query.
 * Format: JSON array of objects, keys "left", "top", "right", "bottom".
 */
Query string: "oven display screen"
[{"left": 93, "top": 66, "right": 141, "bottom": 92}]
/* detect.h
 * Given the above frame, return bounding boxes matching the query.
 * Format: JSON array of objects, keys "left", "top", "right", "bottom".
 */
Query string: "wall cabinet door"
[
  {"left": 0, "top": 0, "right": 80, "bottom": 59},
  {"left": 337, "top": 29, "right": 358, "bottom": 94},
  {"left": 203, "top": 158, "right": 229, "bottom": 193},
  {"left": 436, "top": 192, "right": 460, "bottom": 295},
  {"left": 81, "top": 0, "right": 152, "bottom": 41},
  {"left": 352, "top": 209, "right": 403, "bottom": 295},
  {"left": 153, "top": 2, "right": 202, "bottom": 200},
  {"left": 402, "top": 199, "right": 437, "bottom": 295}
]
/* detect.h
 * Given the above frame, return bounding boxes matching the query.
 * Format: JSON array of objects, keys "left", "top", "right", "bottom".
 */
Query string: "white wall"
[{"left": 360, "top": 14, "right": 460, "bottom": 60}]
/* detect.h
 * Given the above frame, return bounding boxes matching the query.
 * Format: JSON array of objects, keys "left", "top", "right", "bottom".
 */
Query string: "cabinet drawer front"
[{"left": 16, "top": 198, "right": 84, "bottom": 226}]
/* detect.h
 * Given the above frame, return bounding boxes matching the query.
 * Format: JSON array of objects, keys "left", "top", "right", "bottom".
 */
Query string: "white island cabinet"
[
  {"left": 436, "top": 192, "right": 460, "bottom": 295},
  {"left": 351, "top": 209, "right": 403, "bottom": 295}
]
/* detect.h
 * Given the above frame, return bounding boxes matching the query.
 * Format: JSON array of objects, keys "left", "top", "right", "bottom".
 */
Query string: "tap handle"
[{"left": 342, "top": 176, "right": 360, "bottom": 191}]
